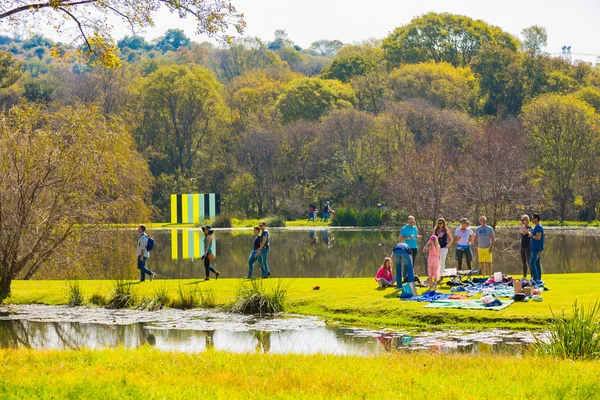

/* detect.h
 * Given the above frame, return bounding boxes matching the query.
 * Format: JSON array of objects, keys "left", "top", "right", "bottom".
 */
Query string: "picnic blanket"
[
  {"left": 400, "top": 291, "right": 452, "bottom": 302},
  {"left": 453, "top": 283, "right": 515, "bottom": 298},
  {"left": 424, "top": 299, "right": 514, "bottom": 311}
]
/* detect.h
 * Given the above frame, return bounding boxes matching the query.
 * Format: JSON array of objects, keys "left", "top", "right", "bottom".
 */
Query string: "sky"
[{"left": 9, "top": 0, "right": 600, "bottom": 62}]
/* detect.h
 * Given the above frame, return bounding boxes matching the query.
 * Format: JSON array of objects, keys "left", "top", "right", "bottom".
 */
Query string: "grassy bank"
[
  {"left": 0, "top": 348, "right": 598, "bottom": 399},
  {"left": 5, "top": 274, "right": 597, "bottom": 330}
]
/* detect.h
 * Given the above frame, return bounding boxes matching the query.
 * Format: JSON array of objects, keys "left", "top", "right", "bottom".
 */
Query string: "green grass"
[
  {"left": 0, "top": 348, "right": 599, "bottom": 399},
  {"left": 4, "top": 274, "right": 598, "bottom": 330}
]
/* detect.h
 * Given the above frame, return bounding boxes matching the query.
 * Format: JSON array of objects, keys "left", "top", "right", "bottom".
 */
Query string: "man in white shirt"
[{"left": 137, "top": 225, "right": 155, "bottom": 282}]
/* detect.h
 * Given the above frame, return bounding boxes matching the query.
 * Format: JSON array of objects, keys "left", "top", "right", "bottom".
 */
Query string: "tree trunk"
[{"left": 0, "top": 275, "right": 12, "bottom": 300}]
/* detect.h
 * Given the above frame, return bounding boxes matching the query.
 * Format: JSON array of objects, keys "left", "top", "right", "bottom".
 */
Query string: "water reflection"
[
  {"left": 0, "top": 319, "right": 540, "bottom": 357},
  {"left": 146, "top": 228, "right": 600, "bottom": 279}
]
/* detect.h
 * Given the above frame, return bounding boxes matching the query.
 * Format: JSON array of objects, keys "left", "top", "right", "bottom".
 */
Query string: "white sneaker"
[{"left": 150, "top": 272, "right": 155, "bottom": 282}]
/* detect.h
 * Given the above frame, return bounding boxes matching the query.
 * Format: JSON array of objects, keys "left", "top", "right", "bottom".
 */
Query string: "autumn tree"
[
  {"left": 0, "top": 105, "right": 151, "bottom": 298},
  {"left": 277, "top": 77, "right": 357, "bottom": 124},
  {"left": 521, "top": 26, "right": 548, "bottom": 55},
  {"left": 135, "top": 64, "right": 227, "bottom": 177},
  {"left": 521, "top": 94, "right": 600, "bottom": 221},
  {"left": 382, "top": 12, "right": 518, "bottom": 68},
  {"left": 321, "top": 43, "right": 383, "bottom": 83},
  {"left": 0, "top": 0, "right": 245, "bottom": 67}
]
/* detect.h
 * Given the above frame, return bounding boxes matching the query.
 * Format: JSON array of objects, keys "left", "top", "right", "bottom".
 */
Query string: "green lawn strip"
[
  {"left": 0, "top": 348, "right": 598, "bottom": 399},
  {"left": 5, "top": 274, "right": 596, "bottom": 330}
]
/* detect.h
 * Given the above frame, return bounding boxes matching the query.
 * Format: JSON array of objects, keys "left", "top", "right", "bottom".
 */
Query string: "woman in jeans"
[
  {"left": 454, "top": 218, "right": 474, "bottom": 270},
  {"left": 247, "top": 226, "right": 262, "bottom": 278},
  {"left": 520, "top": 215, "right": 532, "bottom": 279},
  {"left": 433, "top": 217, "right": 453, "bottom": 278}
]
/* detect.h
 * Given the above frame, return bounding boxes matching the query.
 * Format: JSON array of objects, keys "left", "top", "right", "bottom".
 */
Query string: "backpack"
[{"left": 146, "top": 236, "right": 155, "bottom": 252}]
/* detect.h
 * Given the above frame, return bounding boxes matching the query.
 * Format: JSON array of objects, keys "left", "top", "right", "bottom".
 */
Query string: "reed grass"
[
  {"left": 231, "top": 279, "right": 287, "bottom": 315},
  {"left": 67, "top": 281, "right": 84, "bottom": 307},
  {"left": 106, "top": 280, "right": 136, "bottom": 309}
]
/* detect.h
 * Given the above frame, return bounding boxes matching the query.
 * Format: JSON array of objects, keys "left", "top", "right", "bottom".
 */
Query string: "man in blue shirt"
[
  {"left": 528, "top": 213, "right": 545, "bottom": 283},
  {"left": 399, "top": 216, "right": 420, "bottom": 269}
]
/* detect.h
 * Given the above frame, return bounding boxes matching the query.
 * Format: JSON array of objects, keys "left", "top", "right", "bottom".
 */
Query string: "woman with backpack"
[{"left": 202, "top": 225, "right": 221, "bottom": 281}]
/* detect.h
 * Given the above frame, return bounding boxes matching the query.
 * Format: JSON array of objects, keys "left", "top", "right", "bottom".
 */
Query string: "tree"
[
  {"left": 276, "top": 77, "right": 357, "bottom": 124},
  {"left": 382, "top": 12, "right": 518, "bottom": 68},
  {"left": 462, "top": 118, "right": 530, "bottom": 229},
  {"left": 521, "top": 94, "right": 600, "bottom": 221},
  {"left": 386, "top": 62, "right": 479, "bottom": 113},
  {"left": 471, "top": 46, "right": 526, "bottom": 115},
  {"left": 521, "top": 26, "right": 548, "bottom": 54},
  {"left": 155, "top": 29, "right": 191, "bottom": 52},
  {"left": 23, "top": 80, "right": 55, "bottom": 103},
  {"left": 309, "top": 40, "right": 344, "bottom": 57},
  {"left": 0, "top": 105, "right": 151, "bottom": 298},
  {"left": 573, "top": 87, "right": 600, "bottom": 114},
  {"left": 0, "top": 50, "right": 22, "bottom": 88},
  {"left": 135, "top": 65, "right": 227, "bottom": 177},
  {"left": 22, "top": 34, "right": 53, "bottom": 50},
  {"left": 0, "top": 0, "right": 245, "bottom": 67},
  {"left": 321, "top": 44, "right": 382, "bottom": 83},
  {"left": 118, "top": 35, "right": 149, "bottom": 51}
]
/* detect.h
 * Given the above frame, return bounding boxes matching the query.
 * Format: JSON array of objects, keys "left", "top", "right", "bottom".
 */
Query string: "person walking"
[
  {"left": 136, "top": 225, "right": 155, "bottom": 282},
  {"left": 392, "top": 242, "right": 415, "bottom": 292},
  {"left": 520, "top": 215, "right": 533, "bottom": 280},
  {"left": 529, "top": 213, "right": 545, "bottom": 284},
  {"left": 257, "top": 221, "right": 272, "bottom": 278},
  {"left": 320, "top": 201, "right": 332, "bottom": 222},
  {"left": 308, "top": 204, "right": 316, "bottom": 223},
  {"left": 202, "top": 226, "right": 220, "bottom": 281},
  {"left": 246, "top": 226, "right": 262, "bottom": 278},
  {"left": 454, "top": 218, "right": 474, "bottom": 270},
  {"left": 399, "top": 215, "right": 421, "bottom": 268},
  {"left": 473, "top": 216, "right": 495, "bottom": 276},
  {"left": 433, "top": 217, "right": 453, "bottom": 277}
]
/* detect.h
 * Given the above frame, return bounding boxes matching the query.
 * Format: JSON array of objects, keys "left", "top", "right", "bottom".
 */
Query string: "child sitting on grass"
[
  {"left": 375, "top": 257, "right": 396, "bottom": 287},
  {"left": 423, "top": 235, "right": 441, "bottom": 291}
]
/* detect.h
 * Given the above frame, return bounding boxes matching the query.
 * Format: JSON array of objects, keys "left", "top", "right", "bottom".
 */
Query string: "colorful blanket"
[{"left": 424, "top": 299, "right": 514, "bottom": 311}]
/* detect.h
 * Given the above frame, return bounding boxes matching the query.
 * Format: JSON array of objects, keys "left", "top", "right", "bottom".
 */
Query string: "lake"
[{"left": 147, "top": 227, "right": 600, "bottom": 279}]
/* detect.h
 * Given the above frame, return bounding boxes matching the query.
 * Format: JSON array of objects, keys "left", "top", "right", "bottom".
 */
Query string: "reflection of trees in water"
[
  {"left": 39, "top": 228, "right": 600, "bottom": 279},
  {"left": 254, "top": 331, "right": 271, "bottom": 353}
]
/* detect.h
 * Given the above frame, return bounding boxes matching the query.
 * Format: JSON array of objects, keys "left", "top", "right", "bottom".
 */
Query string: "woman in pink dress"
[{"left": 423, "top": 235, "right": 441, "bottom": 291}]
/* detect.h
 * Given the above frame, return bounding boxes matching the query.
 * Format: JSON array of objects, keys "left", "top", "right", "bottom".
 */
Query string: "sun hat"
[{"left": 429, "top": 235, "right": 437, "bottom": 241}]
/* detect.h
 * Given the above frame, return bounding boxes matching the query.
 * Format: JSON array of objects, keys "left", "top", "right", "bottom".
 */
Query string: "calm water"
[
  {"left": 149, "top": 228, "right": 600, "bottom": 279},
  {"left": 0, "top": 306, "right": 539, "bottom": 356}
]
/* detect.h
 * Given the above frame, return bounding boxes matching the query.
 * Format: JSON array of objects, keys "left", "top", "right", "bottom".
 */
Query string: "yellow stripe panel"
[
  {"left": 181, "top": 194, "right": 189, "bottom": 223},
  {"left": 170, "top": 194, "right": 177, "bottom": 224},
  {"left": 193, "top": 194, "right": 200, "bottom": 223},
  {"left": 182, "top": 229, "right": 189, "bottom": 258},
  {"left": 171, "top": 230, "right": 178, "bottom": 260}
]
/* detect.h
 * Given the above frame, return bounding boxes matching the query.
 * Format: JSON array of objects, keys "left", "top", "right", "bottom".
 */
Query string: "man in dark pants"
[
  {"left": 529, "top": 213, "right": 545, "bottom": 284},
  {"left": 393, "top": 242, "right": 416, "bottom": 296},
  {"left": 137, "top": 224, "right": 155, "bottom": 282}
]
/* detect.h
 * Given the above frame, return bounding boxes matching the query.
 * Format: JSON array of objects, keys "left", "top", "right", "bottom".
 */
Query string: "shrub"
[
  {"left": 331, "top": 208, "right": 357, "bottom": 226},
  {"left": 534, "top": 299, "right": 600, "bottom": 360},
  {"left": 171, "top": 283, "right": 199, "bottom": 309},
  {"left": 212, "top": 214, "right": 233, "bottom": 228},
  {"left": 266, "top": 215, "right": 286, "bottom": 227},
  {"left": 231, "top": 279, "right": 287, "bottom": 316},
  {"left": 381, "top": 209, "right": 408, "bottom": 227},
  {"left": 139, "top": 285, "right": 170, "bottom": 311},
  {"left": 67, "top": 281, "right": 84, "bottom": 307},
  {"left": 356, "top": 208, "right": 382, "bottom": 227},
  {"left": 199, "top": 287, "right": 216, "bottom": 308},
  {"left": 107, "top": 280, "right": 136, "bottom": 309},
  {"left": 89, "top": 293, "right": 107, "bottom": 306}
]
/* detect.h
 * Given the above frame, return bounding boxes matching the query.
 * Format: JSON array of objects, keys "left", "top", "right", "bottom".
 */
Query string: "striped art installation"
[
  {"left": 170, "top": 194, "right": 221, "bottom": 224},
  {"left": 171, "top": 229, "right": 216, "bottom": 260}
]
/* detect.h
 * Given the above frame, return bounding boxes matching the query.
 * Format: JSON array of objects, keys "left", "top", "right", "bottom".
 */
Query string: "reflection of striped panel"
[
  {"left": 171, "top": 229, "right": 216, "bottom": 260},
  {"left": 170, "top": 194, "right": 222, "bottom": 224}
]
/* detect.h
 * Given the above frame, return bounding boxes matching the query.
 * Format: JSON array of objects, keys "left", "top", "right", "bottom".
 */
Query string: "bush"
[
  {"left": 381, "top": 209, "right": 408, "bottom": 227},
  {"left": 331, "top": 208, "right": 357, "bottom": 226},
  {"left": 199, "top": 287, "right": 216, "bottom": 308},
  {"left": 139, "top": 285, "right": 170, "bottom": 311},
  {"left": 89, "top": 293, "right": 107, "bottom": 306},
  {"left": 534, "top": 299, "right": 600, "bottom": 360},
  {"left": 231, "top": 279, "right": 287, "bottom": 316},
  {"left": 212, "top": 214, "right": 233, "bottom": 228},
  {"left": 67, "top": 281, "right": 84, "bottom": 307},
  {"left": 107, "top": 280, "right": 136, "bottom": 309},
  {"left": 356, "top": 208, "right": 382, "bottom": 227},
  {"left": 266, "top": 215, "right": 286, "bottom": 227},
  {"left": 171, "top": 283, "right": 199, "bottom": 309}
]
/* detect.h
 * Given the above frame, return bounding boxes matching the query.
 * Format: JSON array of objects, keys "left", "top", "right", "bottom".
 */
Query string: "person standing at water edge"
[
  {"left": 433, "top": 217, "right": 453, "bottom": 277},
  {"left": 474, "top": 216, "right": 495, "bottom": 276},
  {"left": 136, "top": 225, "right": 155, "bottom": 282},
  {"left": 257, "top": 221, "right": 271, "bottom": 278},
  {"left": 202, "top": 226, "right": 220, "bottom": 281},
  {"left": 520, "top": 215, "right": 533, "bottom": 279},
  {"left": 399, "top": 216, "right": 421, "bottom": 268},
  {"left": 454, "top": 218, "right": 474, "bottom": 270},
  {"left": 320, "top": 201, "right": 332, "bottom": 222},
  {"left": 529, "top": 213, "right": 545, "bottom": 283},
  {"left": 392, "top": 242, "right": 415, "bottom": 291},
  {"left": 247, "top": 226, "right": 262, "bottom": 278}
]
